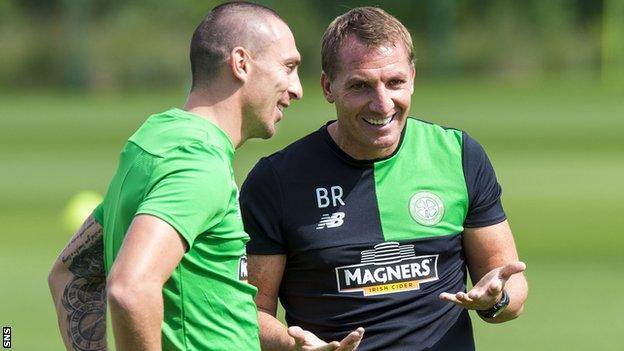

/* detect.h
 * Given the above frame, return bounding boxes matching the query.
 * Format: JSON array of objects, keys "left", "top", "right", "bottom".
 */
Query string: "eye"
[
  {"left": 388, "top": 79, "right": 406, "bottom": 88},
  {"left": 349, "top": 82, "right": 367, "bottom": 90},
  {"left": 285, "top": 60, "right": 300, "bottom": 73}
]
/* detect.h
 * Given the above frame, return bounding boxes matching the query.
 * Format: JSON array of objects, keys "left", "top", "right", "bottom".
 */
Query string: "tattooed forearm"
[
  {"left": 63, "top": 276, "right": 107, "bottom": 350},
  {"left": 52, "top": 214, "right": 108, "bottom": 351},
  {"left": 61, "top": 216, "right": 103, "bottom": 267}
]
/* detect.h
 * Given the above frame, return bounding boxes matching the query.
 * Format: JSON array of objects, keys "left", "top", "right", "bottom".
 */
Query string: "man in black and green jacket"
[{"left": 241, "top": 7, "right": 528, "bottom": 351}]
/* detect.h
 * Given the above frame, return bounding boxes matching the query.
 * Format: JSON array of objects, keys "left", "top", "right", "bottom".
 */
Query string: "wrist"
[{"left": 477, "top": 289, "right": 509, "bottom": 319}]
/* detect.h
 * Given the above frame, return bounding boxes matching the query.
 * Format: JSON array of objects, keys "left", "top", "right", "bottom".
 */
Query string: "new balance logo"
[{"left": 316, "top": 212, "right": 345, "bottom": 229}]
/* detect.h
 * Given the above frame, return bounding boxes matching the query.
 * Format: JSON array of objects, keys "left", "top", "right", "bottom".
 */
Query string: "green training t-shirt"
[{"left": 93, "top": 108, "right": 260, "bottom": 350}]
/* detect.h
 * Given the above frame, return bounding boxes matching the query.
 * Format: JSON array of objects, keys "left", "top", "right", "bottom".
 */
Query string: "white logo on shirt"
[
  {"left": 315, "top": 186, "right": 345, "bottom": 208},
  {"left": 335, "top": 242, "right": 439, "bottom": 296},
  {"left": 316, "top": 212, "right": 345, "bottom": 229},
  {"left": 409, "top": 191, "right": 444, "bottom": 226},
  {"left": 238, "top": 255, "right": 248, "bottom": 281}
]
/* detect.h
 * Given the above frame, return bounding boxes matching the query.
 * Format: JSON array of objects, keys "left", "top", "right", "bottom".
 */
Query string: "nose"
[
  {"left": 288, "top": 71, "right": 303, "bottom": 100},
  {"left": 369, "top": 86, "right": 394, "bottom": 115}
]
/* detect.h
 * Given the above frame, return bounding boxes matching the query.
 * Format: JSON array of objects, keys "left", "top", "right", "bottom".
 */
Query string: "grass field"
[{"left": 0, "top": 78, "right": 622, "bottom": 350}]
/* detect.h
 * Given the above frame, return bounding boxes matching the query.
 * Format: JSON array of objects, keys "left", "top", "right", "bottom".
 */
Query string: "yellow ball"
[{"left": 62, "top": 191, "right": 103, "bottom": 232}]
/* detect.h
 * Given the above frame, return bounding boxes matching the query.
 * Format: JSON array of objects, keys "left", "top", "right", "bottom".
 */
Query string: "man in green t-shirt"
[{"left": 47, "top": 2, "right": 302, "bottom": 350}]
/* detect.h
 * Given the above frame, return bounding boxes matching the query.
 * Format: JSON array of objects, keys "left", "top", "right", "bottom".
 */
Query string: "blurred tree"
[
  {"left": 62, "top": 0, "right": 90, "bottom": 89},
  {"left": 602, "top": 0, "right": 624, "bottom": 84},
  {"left": 0, "top": 0, "right": 613, "bottom": 91},
  {"left": 263, "top": 0, "right": 325, "bottom": 77},
  {"left": 426, "top": 0, "right": 457, "bottom": 77},
  {"left": 534, "top": 0, "right": 575, "bottom": 74}
]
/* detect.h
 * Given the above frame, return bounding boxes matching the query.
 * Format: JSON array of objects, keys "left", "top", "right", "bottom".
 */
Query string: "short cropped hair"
[
  {"left": 321, "top": 7, "right": 414, "bottom": 80},
  {"left": 190, "top": 1, "right": 285, "bottom": 89}
]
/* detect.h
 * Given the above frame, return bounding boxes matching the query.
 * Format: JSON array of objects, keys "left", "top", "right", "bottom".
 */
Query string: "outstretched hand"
[
  {"left": 288, "top": 326, "right": 365, "bottom": 351},
  {"left": 439, "top": 261, "right": 526, "bottom": 310}
]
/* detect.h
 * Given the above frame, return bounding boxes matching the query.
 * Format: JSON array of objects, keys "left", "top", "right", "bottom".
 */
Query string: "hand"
[
  {"left": 439, "top": 261, "right": 526, "bottom": 310},
  {"left": 288, "top": 326, "right": 365, "bottom": 351}
]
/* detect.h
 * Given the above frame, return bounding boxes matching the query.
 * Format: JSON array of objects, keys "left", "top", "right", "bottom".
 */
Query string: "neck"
[
  {"left": 183, "top": 88, "right": 245, "bottom": 148},
  {"left": 328, "top": 121, "right": 398, "bottom": 160}
]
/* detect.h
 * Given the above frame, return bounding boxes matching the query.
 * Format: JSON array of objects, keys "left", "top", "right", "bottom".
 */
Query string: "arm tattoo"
[{"left": 61, "top": 216, "right": 107, "bottom": 351}]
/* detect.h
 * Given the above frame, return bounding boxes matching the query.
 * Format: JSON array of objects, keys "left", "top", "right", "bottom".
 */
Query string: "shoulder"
[
  {"left": 164, "top": 141, "right": 229, "bottom": 166},
  {"left": 404, "top": 117, "right": 465, "bottom": 151},
  {"left": 405, "top": 118, "right": 492, "bottom": 165},
  {"left": 261, "top": 126, "right": 329, "bottom": 173},
  {"left": 130, "top": 109, "right": 233, "bottom": 159},
  {"left": 271, "top": 127, "right": 325, "bottom": 159},
  {"left": 150, "top": 142, "right": 233, "bottom": 192},
  {"left": 407, "top": 117, "right": 462, "bottom": 139},
  {"left": 460, "top": 131, "right": 487, "bottom": 157}
]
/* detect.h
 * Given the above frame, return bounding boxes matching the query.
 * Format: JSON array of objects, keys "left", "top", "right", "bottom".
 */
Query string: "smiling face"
[
  {"left": 243, "top": 18, "right": 302, "bottom": 140},
  {"left": 322, "top": 35, "right": 415, "bottom": 160}
]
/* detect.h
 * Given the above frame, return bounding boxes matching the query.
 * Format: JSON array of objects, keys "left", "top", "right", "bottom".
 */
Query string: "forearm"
[
  {"left": 49, "top": 264, "right": 108, "bottom": 350},
  {"left": 108, "top": 283, "right": 163, "bottom": 350},
  {"left": 484, "top": 273, "right": 528, "bottom": 323},
  {"left": 461, "top": 221, "right": 528, "bottom": 323},
  {"left": 48, "top": 214, "right": 108, "bottom": 350},
  {"left": 49, "top": 265, "right": 73, "bottom": 349},
  {"left": 248, "top": 255, "right": 295, "bottom": 350},
  {"left": 258, "top": 309, "right": 296, "bottom": 351}
]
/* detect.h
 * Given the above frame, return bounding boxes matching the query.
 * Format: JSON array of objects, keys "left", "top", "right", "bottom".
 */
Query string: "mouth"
[
  {"left": 274, "top": 103, "right": 288, "bottom": 122},
  {"left": 276, "top": 102, "right": 289, "bottom": 113},
  {"left": 362, "top": 112, "right": 397, "bottom": 126}
]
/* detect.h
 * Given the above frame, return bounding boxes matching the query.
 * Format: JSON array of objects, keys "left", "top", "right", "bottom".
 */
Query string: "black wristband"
[{"left": 476, "top": 289, "right": 509, "bottom": 319}]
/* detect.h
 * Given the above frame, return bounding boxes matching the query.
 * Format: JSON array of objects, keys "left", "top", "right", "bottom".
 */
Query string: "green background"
[
  {"left": 2, "top": 80, "right": 622, "bottom": 350},
  {"left": 1, "top": 0, "right": 623, "bottom": 350}
]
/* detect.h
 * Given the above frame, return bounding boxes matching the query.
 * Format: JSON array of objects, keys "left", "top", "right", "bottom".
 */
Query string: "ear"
[
  {"left": 229, "top": 46, "right": 252, "bottom": 83},
  {"left": 320, "top": 71, "right": 334, "bottom": 103},
  {"left": 409, "top": 63, "right": 416, "bottom": 94}
]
